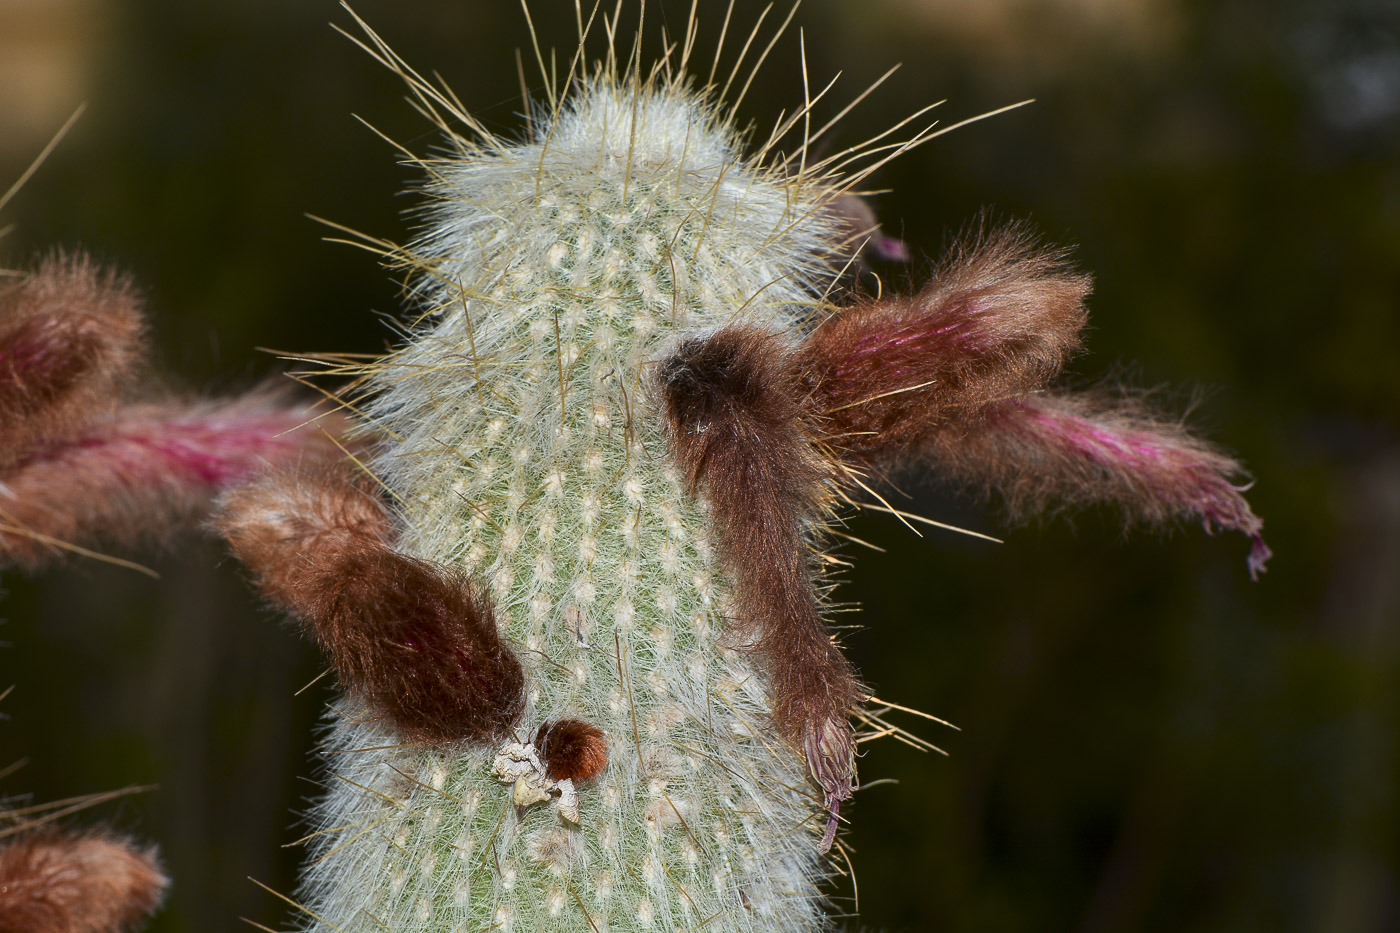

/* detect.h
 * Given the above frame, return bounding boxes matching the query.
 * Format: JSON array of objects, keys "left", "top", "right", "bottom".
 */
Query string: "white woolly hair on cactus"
[
  {"left": 205, "top": 4, "right": 1267, "bottom": 933},
  {"left": 299, "top": 9, "right": 859, "bottom": 932}
]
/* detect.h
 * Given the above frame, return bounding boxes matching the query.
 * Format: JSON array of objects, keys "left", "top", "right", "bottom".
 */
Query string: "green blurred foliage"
[{"left": 1, "top": 1, "right": 1396, "bottom": 931}]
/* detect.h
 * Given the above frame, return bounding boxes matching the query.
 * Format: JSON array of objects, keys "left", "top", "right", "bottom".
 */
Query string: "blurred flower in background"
[
  {"left": 0, "top": 0, "right": 102, "bottom": 161},
  {"left": 858, "top": 0, "right": 1185, "bottom": 67}
]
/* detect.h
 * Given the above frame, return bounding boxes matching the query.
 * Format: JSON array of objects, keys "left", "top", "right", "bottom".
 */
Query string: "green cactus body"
[{"left": 298, "top": 77, "right": 849, "bottom": 932}]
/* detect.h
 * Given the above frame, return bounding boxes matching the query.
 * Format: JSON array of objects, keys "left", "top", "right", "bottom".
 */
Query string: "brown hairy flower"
[
  {"left": 923, "top": 391, "right": 1271, "bottom": 577},
  {"left": 0, "top": 255, "right": 147, "bottom": 469},
  {"left": 0, "top": 831, "right": 167, "bottom": 933},
  {"left": 802, "top": 224, "right": 1090, "bottom": 461},
  {"left": 0, "top": 396, "right": 348, "bottom": 569},
  {"left": 799, "top": 222, "right": 1266, "bottom": 574},
  {"left": 216, "top": 467, "right": 526, "bottom": 744},
  {"left": 658, "top": 326, "right": 860, "bottom": 851}
]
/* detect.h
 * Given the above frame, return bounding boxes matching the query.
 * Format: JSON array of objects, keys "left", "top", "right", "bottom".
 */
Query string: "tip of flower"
[
  {"left": 871, "top": 234, "right": 910, "bottom": 263},
  {"left": 804, "top": 717, "right": 856, "bottom": 854},
  {"left": 1247, "top": 534, "right": 1272, "bottom": 581},
  {"left": 819, "top": 798, "right": 842, "bottom": 854}
]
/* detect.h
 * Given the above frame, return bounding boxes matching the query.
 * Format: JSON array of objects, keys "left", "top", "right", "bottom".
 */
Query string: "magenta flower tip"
[
  {"left": 1247, "top": 534, "right": 1272, "bottom": 581},
  {"left": 873, "top": 234, "right": 910, "bottom": 263}
]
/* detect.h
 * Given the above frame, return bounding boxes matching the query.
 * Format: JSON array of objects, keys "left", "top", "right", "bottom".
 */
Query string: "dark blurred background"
[{"left": 1, "top": 1, "right": 1396, "bottom": 930}]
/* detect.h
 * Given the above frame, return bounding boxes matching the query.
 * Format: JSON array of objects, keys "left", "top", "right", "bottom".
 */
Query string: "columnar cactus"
[{"left": 230, "top": 42, "right": 858, "bottom": 933}]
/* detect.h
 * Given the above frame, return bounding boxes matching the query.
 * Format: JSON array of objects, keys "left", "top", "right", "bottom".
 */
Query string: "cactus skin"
[{"left": 294, "top": 66, "right": 852, "bottom": 933}]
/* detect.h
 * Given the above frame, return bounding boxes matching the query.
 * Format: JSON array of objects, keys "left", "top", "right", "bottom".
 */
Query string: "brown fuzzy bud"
[
  {"left": 802, "top": 223, "right": 1089, "bottom": 462},
  {"left": 0, "top": 255, "right": 147, "bottom": 467},
  {"left": 534, "top": 719, "right": 609, "bottom": 783},
  {"left": 0, "top": 396, "right": 349, "bottom": 569},
  {"left": 658, "top": 327, "right": 862, "bottom": 842},
  {"left": 217, "top": 467, "right": 526, "bottom": 744},
  {"left": 0, "top": 831, "right": 167, "bottom": 933}
]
